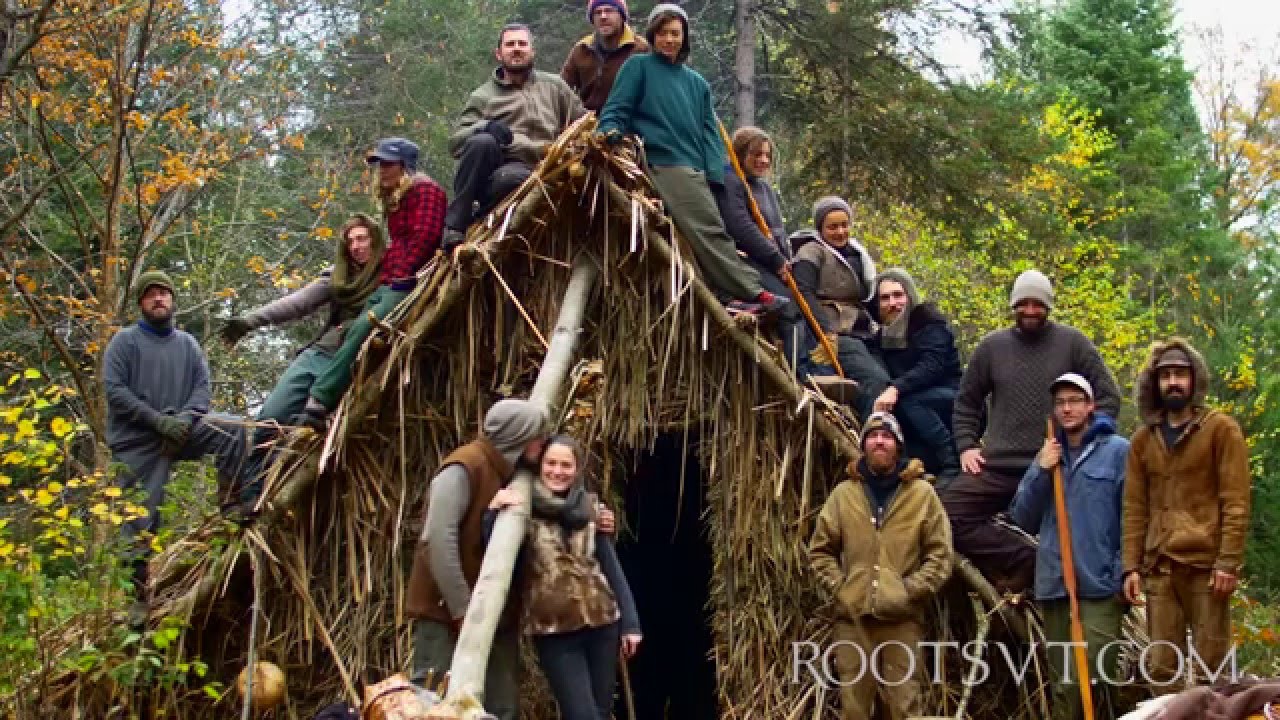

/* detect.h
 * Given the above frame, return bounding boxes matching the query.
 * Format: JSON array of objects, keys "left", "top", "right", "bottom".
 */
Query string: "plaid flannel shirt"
[{"left": 380, "top": 177, "right": 447, "bottom": 284}]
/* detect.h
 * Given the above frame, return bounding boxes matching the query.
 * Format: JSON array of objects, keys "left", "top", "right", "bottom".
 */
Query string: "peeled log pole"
[{"left": 436, "top": 255, "right": 600, "bottom": 718}]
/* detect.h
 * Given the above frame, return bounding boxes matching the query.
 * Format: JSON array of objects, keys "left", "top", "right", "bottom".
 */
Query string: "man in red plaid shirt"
[{"left": 296, "top": 137, "right": 446, "bottom": 428}]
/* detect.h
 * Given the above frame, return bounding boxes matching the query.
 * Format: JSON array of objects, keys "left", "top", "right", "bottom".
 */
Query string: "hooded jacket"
[
  {"left": 449, "top": 69, "right": 586, "bottom": 167},
  {"left": 809, "top": 459, "right": 953, "bottom": 622},
  {"left": 407, "top": 399, "right": 547, "bottom": 623},
  {"left": 1122, "top": 338, "right": 1251, "bottom": 575},
  {"left": 788, "top": 229, "right": 877, "bottom": 335},
  {"left": 1010, "top": 414, "right": 1129, "bottom": 600},
  {"left": 560, "top": 26, "right": 649, "bottom": 113}
]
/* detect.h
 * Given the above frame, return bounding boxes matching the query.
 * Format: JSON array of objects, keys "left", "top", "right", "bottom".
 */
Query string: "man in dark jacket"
[
  {"left": 869, "top": 269, "right": 962, "bottom": 480},
  {"left": 443, "top": 24, "right": 586, "bottom": 251},
  {"left": 105, "top": 270, "right": 247, "bottom": 607},
  {"left": 561, "top": 0, "right": 648, "bottom": 113},
  {"left": 1011, "top": 373, "right": 1128, "bottom": 719}
]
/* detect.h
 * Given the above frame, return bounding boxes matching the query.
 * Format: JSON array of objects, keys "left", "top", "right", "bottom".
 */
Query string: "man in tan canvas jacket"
[
  {"left": 1121, "top": 337, "right": 1251, "bottom": 690},
  {"left": 809, "top": 412, "right": 954, "bottom": 720}
]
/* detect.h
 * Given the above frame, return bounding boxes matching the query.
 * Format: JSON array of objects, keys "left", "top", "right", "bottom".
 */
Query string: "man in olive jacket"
[
  {"left": 809, "top": 412, "right": 953, "bottom": 720},
  {"left": 1122, "top": 338, "right": 1251, "bottom": 690}
]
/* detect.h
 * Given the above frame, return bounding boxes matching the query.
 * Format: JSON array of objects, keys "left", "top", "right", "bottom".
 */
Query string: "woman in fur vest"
[{"left": 487, "top": 435, "right": 641, "bottom": 719}]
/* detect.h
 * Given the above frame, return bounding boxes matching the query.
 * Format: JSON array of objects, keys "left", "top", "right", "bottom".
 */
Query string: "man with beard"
[
  {"left": 809, "top": 412, "right": 953, "bottom": 720},
  {"left": 1122, "top": 338, "right": 1250, "bottom": 691},
  {"left": 561, "top": 0, "right": 648, "bottom": 113},
  {"left": 442, "top": 24, "right": 585, "bottom": 252},
  {"left": 295, "top": 138, "right": 446, "bottom": 428},
  {"left": 868, "top": 268, "right": 963, "bottom": 481},
  {"left": 407, "top": 399, "right": 548, "bottom": 720},
  {"left": 943, "top": 269, "right": 1121, "bottom": 594},
  {"left": 1011, "top": 374, "right": 1128, "bottom": 719},
  {"left": 104, "top": 270, "right": 248, "bottom": 611}
]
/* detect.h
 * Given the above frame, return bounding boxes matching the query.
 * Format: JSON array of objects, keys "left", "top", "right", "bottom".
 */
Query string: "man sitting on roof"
[
  {"left": 442, "top": 24, "right": 586, "bottom": 253},
  {"left": 295, "top": 138, "right": 446, "bottom": 429},
  {"left": 561, "top": 0, "right": 648, "bottom": 113},
  {"left": 867, "top": 269, "right": 962, "bottom": 481}
]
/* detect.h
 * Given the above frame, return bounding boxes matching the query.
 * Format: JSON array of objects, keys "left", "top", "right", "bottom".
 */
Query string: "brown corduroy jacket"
[
  {"left": 809, "top": 459, "right": 953, "bottom": 622},
  {"left": 560, "top": 27, "right": 648, "bottom": 113},
  {"left": 406, "top": 439, "right": 520, "bottom": 625},
  {"left": 1122, "top": 338, "right": 1252, "bottom": 575}
]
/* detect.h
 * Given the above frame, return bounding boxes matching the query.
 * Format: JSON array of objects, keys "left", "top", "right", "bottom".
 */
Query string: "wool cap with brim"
[
  {"left": 1154, "top": 347, "right": 1194, "bottom": 370},
  {"left": 1009, "top": 269, "right": 1054, "bottom": 309},
  {"left": 1050, "top": 372, "right": 1094, "bottom": 400},
  {"left": 366, "top": 137, "right": 419, "bottom": 172},
  {"left": 862, "top": 411, "right": 904, "bottom": 447},
  {"left": 135, "top": 270, "right": 175, "bottom": 304},
  {"left": 588, "top": 0, "right": 627, "bottom": 21}
]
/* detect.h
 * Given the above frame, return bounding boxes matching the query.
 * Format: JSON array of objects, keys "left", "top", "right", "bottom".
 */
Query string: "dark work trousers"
[
  {"left": 798, "top": 334, "right": 891, "bottom": 418},
  {"left": 445, "top": 133, "right": 533, "bottom": 231},
  {"left": 939, "top": 466, "right": 1036, "bottom": 587},
  {"left": 895, "top": 385, "right": 960, "bottom": 479},
  {"left": 747, "top": 258, "right": 803, "bottom": 371},
  {"left": 112, "top": 413, "right": 248, "bottom": 595},
  {"left": 534, "top": 622, "right": 622, "bottom": 720},
  {"left": 412, "top": 619, "right": 521, "bottom": 720}
]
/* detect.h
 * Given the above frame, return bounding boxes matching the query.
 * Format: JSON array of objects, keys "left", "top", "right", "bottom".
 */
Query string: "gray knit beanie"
[
  {"left": 812, "top": 196, "right": 853, "bottom": 232},
  {"left": 862, "top": 411, "right": 905, "bottom": 448},
  {"left": 1009, "top": 269, "right": 1054, "bottom": 309},
  {"left": 483, "top": 399, "right": 548, "bottom": 458}
]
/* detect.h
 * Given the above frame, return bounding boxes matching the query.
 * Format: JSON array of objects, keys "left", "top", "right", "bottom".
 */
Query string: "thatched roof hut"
[{"left": 126, "top": 117, "right": 1036, "bottom": 719}]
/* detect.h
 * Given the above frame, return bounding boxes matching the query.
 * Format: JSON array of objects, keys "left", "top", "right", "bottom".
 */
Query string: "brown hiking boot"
[{"left": 810, "top": 375, "right": 860, "bottom": 405}]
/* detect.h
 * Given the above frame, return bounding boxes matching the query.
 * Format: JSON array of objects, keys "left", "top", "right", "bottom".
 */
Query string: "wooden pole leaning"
[
  {"left": 715, "top": 120, "right": 843, "bottom": 378},
  {"left": 1047, "top": 417, "right": 1096, "bottom": 720}
]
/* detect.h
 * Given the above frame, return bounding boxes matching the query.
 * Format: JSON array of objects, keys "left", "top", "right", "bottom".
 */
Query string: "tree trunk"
[
  {"left": 440, "top": 255, "right": 600, "bottom": 716},
  {"left": 733, "top": 0, "right": 756, "bottom": 127}
]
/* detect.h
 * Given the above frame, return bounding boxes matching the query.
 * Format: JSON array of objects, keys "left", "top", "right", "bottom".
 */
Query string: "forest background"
[{"left": 1, "top": 0, "right": 1279, "bottom": 702}]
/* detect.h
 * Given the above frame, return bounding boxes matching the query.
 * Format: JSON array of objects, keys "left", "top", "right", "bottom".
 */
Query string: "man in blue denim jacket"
[{"left": 1010, "top": 372, "right": 1129, "bottom": 720}]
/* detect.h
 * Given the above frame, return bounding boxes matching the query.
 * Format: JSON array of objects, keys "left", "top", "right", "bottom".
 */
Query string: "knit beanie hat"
[
  {"left": 483, "top": 398, "right": 549, "bottom": 460},
  {"left": 1009, "top": 269, "right": 1054, "bottom": 310},
  {"left": 587, "top": 0, "right": 627, "bottom": 21},
  {"left": 862, "top": 412, "right": 904, "bottom": 448},
  {"left": 812, "top": 196, "right": 853, "bottom": 233},
  {"left": 135, "top": 270, "right": 175, "bottom": 305},
  {"left": 874, "top": 268, "right": 919, "bottom": 350},
  {"left": 645, "top": 3, "right": 690, "bottom": 63}
]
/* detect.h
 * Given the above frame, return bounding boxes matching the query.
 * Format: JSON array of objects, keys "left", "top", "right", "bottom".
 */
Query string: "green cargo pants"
[
  {"left": 1042, "top": 597, "right": 1125, "bottom": 720},
  {"left": 308, "top": 285, "right": 408, "bottom": 410}
]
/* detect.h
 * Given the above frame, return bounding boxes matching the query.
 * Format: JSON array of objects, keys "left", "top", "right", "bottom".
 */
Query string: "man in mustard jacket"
[
  {"left": 809, "top": 412, "right": 953, "bottom": 720},
  {"left": 1122, "top": 337, "right": 1251, "bottom": 690}
]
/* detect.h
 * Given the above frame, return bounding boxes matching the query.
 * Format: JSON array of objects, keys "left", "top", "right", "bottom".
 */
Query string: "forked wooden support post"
[{"left": 428, "top": 255, "right": 600, "bottom": 720}]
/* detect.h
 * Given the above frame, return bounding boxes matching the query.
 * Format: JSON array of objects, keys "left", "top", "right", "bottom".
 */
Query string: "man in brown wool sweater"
[{"left": 941, "top": 269, "right": 1121, "bottom": 593}]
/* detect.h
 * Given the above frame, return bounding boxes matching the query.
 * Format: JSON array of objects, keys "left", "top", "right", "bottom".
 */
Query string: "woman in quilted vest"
[{"left": 487, "top": 435, "right": 641, "bottom": 720}]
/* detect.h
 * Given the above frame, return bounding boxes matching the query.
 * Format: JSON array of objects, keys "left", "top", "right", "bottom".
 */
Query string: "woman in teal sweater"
[{"left": 598, "top": 3, "right": 789, "bottom": 318}]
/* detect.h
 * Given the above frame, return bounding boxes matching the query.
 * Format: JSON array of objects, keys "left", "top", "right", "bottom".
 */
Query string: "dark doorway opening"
[{"left": 615, "top": 432, "right": 718, "bottom": 720}]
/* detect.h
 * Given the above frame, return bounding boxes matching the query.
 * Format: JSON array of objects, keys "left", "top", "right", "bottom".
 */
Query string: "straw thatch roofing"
[{"left": 95, "top": 116, "right": 1040, "bottom": 719}]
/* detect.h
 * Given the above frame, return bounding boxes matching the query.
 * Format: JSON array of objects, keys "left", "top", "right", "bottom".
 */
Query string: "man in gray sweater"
[
  {"left": 104, "top": 270, "right": 247, "bottom": 605},
  {"left": 941, "top": 269, "right": 1121, "bottom": 594}
]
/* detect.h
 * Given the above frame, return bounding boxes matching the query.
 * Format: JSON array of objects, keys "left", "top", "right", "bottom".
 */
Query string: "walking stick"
[
  {"left": 1047, "top": 417, "right": 1095, "bottom": 719},
  {"left": 716, "top": 120, "right": 844, "bottom": 378}
]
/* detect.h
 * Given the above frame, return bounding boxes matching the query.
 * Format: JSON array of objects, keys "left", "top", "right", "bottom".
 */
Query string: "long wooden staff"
[
  {"left": 716, "top": 120, "right": 844, "bottom": 378},
  {"left": 1047, "top": 417, "right": 1095, "bottom": 719}
]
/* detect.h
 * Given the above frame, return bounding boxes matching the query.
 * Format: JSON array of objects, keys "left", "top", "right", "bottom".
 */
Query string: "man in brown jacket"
[
  {"left": 809, "top": 412, "right": 954, "bottom": 720},
  {"left": 1122, "top": 338, "right": 1251, "bottom": 690},
  {"left": 560, "top": 0, "right": 649, "bottom": 113}
]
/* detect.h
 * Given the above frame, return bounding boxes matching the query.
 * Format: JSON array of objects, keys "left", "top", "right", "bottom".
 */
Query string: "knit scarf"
[
  {"left": 531, "top": 479, "right": 593, "bottom": 531},
  {"left": 375, "top": 172, "right": 425, "bottom": 216},
  {"left": 329, "top": 212, "right": 385, "bottom": 311}
]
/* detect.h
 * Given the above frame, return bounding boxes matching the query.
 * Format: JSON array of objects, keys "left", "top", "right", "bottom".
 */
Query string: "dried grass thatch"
[{"left": 26, "top": 117, "right": 1052, "bottom": 719}]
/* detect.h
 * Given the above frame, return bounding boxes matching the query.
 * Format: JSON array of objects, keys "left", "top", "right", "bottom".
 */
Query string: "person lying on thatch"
[
  {"left": 294, "top": 138, "right": 446, "bottom": 429},
  {"left": 104, "top": 270, "right": 249, "bottom": 621},
  {"left": 405, "top": 400, "right": 616, "bottom": 720},
  {"left": 714, "top": 125, "right": 808, "bottom": 370},
  {"left": 866, "top": 268, "right": 963, "bottom": 481},
  {"left": 808, "top": 412, "right": 953, "bottom": 720},
  {"left": 485, "top": 434, "right": 640, "bottom": 720},
  {"left": 219, "top": 213, "right": 386, "bottom": 514},
  {"left": 787, "top": 196, "right": 879, "bottom": 409},
  {"left": 597, "top": 3, "right": 791, "bottom": 319},
  {"left": 441, "top": 23, "right": 586, "bottom": 253},
  {"left": 942, "top": 269, "right": 1121, "bottom": 596},
  {"left": 1010, "top": 373, "right": 1128, "bottom": 720}
]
